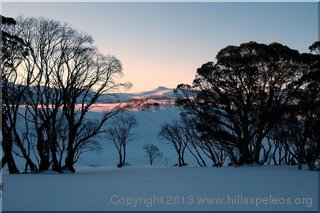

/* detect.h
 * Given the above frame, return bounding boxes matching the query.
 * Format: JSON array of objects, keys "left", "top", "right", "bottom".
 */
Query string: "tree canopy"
[{"left": 175, "top": 41, "right": 319, "bottom": 166}]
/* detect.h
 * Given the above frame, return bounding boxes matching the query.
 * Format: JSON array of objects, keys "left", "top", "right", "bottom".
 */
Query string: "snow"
[
  {"left": 98, "top": 86, "right": 174, "bottom": 103},
  {"left": 2, "top": 87, "right": 319, "bottom": 211},
  {"left": 2, "top": 166, "right": 318, "bottom": 211},
  {"left": 128, "top": 86, "right": 174, "bottom": 98},
  {"left": 9, "top": 105, "right": 194, "bottom": 170},
  {"left": 76, "top": 107, "right": 184, "bottom": 167}
]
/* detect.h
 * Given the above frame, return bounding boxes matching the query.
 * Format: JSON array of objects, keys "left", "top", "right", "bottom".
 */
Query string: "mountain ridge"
[{"left": 98, "top": 86, "right": 175, "bottom": 103}]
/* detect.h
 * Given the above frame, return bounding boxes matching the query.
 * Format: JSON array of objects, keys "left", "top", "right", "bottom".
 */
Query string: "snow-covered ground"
[
  {"left": 3, "top": 166, "right": 318, "bottom": 211},
  {"left": 77, "top": 107, "right": 188, "bottom": 167},
  {"left": 7, "top": 87, "right": 185, "bottom": 169},
  {"left": 9, "top": 105, "right": 196, "bottom": 169},
  {"left": 2, "top": 87, "right": 319, "bottom": 211}
]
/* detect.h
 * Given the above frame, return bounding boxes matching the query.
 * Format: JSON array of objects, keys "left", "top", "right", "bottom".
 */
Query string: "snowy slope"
[
  {"left": 8, "top": 105, "right": 194, "bottom": 170},
  {"left": 98, "top": 86, "right": 175, "bottom": 103},
  {"left": 6, "top": 86, "right": 181, "bottom": 171},
  {"left": 3, "top": 86, "right": 319, "bottom": 212},
  {"left": 3, "top": 166, "right": 318, "bottom": 211},
  {"left": 77, "top": 107, "right": 190, "bottom": 167}
]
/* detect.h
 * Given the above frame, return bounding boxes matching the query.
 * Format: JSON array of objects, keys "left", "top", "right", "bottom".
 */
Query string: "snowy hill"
[
  {"left": 7, "top": 84, "right": 175, "bottom": 106},
  {"left": 77, "top": 107, "right": 183, "bottom": 167},
  {"left": 90, "top": 86, "right": 175, "bottom": 112},
  {"left": 3, "top": 86, "right": 319, "bottom": 212},
  {"left": 97, "top": 86, "right": 175, "bottom": 103}
]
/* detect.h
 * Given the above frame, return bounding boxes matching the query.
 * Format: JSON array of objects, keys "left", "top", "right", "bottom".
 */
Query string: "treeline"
[
  {"left": 160, "top": 41, "right": 319, "bottom": 170},
  {"left": 1, "top": 15, "right": 129, "bottom": 173}
]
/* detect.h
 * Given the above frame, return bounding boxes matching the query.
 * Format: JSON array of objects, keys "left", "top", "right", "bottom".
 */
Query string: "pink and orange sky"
[{"left": 2, "top": 2, "right": 318, "bottom": 92}]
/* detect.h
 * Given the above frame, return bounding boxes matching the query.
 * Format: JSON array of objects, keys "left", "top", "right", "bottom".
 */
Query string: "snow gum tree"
[
  {"left": 175, "top": 41, "right": 319, "bottom": 166},
  {"left": 1, "top": 16, "right": 129, "bottom": 173},
  {"left": 106, "top": 114, "right": 137, "bottom": 168},
  {"left": 143, "top": 144, "right": 162, "bottom": 166}
]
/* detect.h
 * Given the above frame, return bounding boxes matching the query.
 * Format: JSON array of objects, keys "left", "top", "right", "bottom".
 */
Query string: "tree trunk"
[
  {"left": 239, "top": 142, "right": 253, "bottom": 165},
  {"left": 37, "top": 137, "right": 50, "bottom": 172},
  {"left": 64, "top": 147, "right": 76, "bottom": 173},
  {"left": 178, "top": 156, "right": 182, "bottom": 167},
  {"left": 186, "top": 144, "right": 206, "bottom": 167},
  {"left": 122, "top": 145, "right": 126, "bottom": 166},
  {"left": 253, "top": 134, "right": 265, "bottom": 164},
  {"left": 50, "top": 144, "right": 62, "bottom": 173},
  {"left": 2, "top": 125, "right": 20, "bottom": 174},
  {"left": 64, "top": 126, "right": 77, "bottom": 172},
  {"left": 14, "top": 130, "right": 38, "bottom": 173},
  {"left": 48, "top": 117, "right": 62, "bottom": 173},
  {"left": 194, "top": 147, "right": 207, "bottom": 167},
  {"left": 178, "top": 155, "right": 185, "bottom": 167},
  {"left": 253, "top": 145, "right": 261, "bottom": 164},
  {"left": 1, "top": 154, "right": 20, "bottom": 174},
  {"left": 118, "top": 150, "right": 123, "bottom": 167}
]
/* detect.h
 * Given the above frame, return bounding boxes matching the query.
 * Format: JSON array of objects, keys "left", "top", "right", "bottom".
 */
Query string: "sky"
[{"left": 2, "top": 2, "right": 318, "bottom": 92}]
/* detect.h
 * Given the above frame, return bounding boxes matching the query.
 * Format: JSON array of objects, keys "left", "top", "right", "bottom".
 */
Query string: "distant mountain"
[
  {"left": 8, "top": 83, "right": 177, "bottom": 111},
  {"left": 155, "top": 86, "right": 171, "bottom": 90},
  {"left": 95, "top": 86, "right": 175, "bottom": 111},
  {"left": 97, "top": 86, "right": 175, "bottom": 103}
]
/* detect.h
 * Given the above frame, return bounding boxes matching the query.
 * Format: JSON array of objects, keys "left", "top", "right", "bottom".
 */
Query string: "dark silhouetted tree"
[
  {"left": 159, "top": 121, "right": 187, "bottom": 167},
  {"left": 269, "top": 41, "right": 320, "bottom": 170},
  {"left": 143, "top": 144, "right": 162, "bottom": 166},
  {"left": 1, "top": 15, "right": 36, "bottom": 174},
  {"left": 3, "top": 16, "right": 130, "bottom": 173},
  {"left": 106, "top": 114, "right": 137, "bottom": 167},
  {"left": 176, "top": 41, "right": 314, "bottom": 166}
]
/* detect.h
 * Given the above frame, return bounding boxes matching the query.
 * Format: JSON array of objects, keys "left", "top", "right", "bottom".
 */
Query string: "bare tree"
[
  {"left": 143, "top": 144, "right": 162, "bottom": 166},
  {"left": 4, "top": 16, "right": 130, "bottom": 173},
  {"left": 106, "top": 114, "right": 137, "bottom": 167},
  {"left": 159, "top": 118, "right": 226, "bottom": 167},
  {"left": 179, "top": 117, "right": 207, "bottom": 167},
  {"left": 61, "top": 52, "right": 127, "bottom": 172},
  {"left": 1, "top": 15, "right": 38, "bottom": 173},
  {"left": 12, "top": 17, "right": 68, "bottom": 172},
  {"left": 159, "top": 121, "right": 187, "bottom": 167}
]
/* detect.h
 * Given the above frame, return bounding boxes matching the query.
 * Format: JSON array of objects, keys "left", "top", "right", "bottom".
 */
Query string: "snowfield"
[
  {"left": 75, "top": 107, "right": 186, "bottom": 167},
  {"left": 2, "top": 166, "right": 318, "bottom": 211},
  {"left": 2, "top": 87, "right": 319, "bottom": 211}
]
